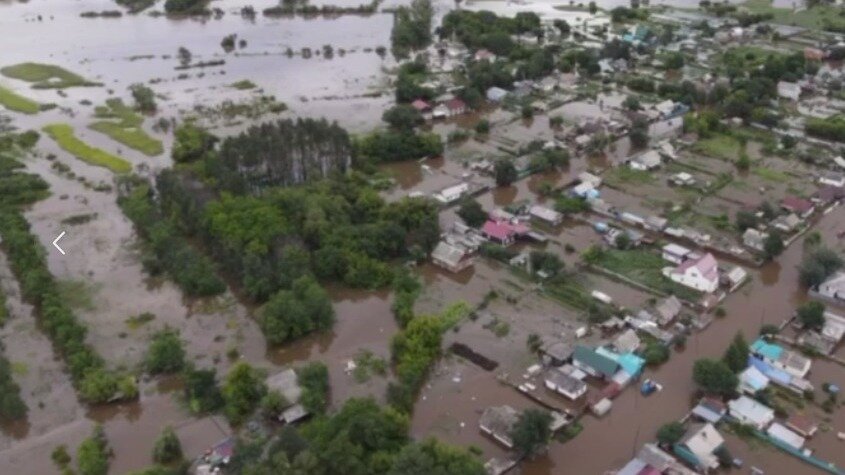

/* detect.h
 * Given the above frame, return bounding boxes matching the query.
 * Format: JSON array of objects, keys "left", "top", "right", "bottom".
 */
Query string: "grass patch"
[
  {"left": 42, "top": 124, "right": 132, "bottom": 173},
  {"left": 11, "top": 361, "right": 28, "bottom": 376},
  {"left": 752, "top": 166, "right": 789, "bottom": 183},
  {"left": 89, "top": 99, "right": 163, "bottom": 156},
  {"left": 604, "top": 166, "right": 655, "bottom": 186},
  {"left": 591, "top": 249, "right": 702, "bottom": 301},
  {"left": 0, "top": 63, "right": 100, "bottom": 89},
  {"left": 230, "top": 80, "right": 257, "bottom": 90},
  {"left": 125, "top": 312, "right": 156, "bottom": 330},
  {"left": 351, "top": 349, "right": 388, "bottom": 383},
  {"left": 57, "top": 280, "right": 97, "bottom": 311},
  {"left": 693, "top": 134, "right": 742, "bottom": 161},
  {"left": 0, "top": 85, "right": 40, "bottom": 114},
  {"left": 742, "top": 0, "right": 845, "bottom": 30}
]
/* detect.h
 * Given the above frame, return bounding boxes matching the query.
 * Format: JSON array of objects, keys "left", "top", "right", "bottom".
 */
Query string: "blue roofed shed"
[
  {"left": 751, "top": 338, "right": 783, "bottom": 361},
  {"left": 573, "top": 345, "right": 620, "bottom": 379}
]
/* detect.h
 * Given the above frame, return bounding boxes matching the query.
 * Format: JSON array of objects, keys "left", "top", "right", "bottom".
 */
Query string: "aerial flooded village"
[{"left": 6, "top": 0, "right": 845, "bottom": 474}]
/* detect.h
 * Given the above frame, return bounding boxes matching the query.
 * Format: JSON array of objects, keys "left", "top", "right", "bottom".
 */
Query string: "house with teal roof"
[{"left": 573, "top": 345, "right": 620, "bottom": 379}]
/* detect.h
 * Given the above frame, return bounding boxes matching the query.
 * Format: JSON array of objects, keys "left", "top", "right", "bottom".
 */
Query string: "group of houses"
[{"left": 411, "top": 96, "right": 469, "bottom": 121}]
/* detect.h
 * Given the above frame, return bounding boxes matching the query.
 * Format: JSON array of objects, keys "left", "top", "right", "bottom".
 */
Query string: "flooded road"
[{"left": 517, "top": 204, "right": 845, "bottom": 474}]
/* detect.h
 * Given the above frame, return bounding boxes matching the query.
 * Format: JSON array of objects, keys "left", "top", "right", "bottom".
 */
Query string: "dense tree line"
[
  {"left": 354, "top": 129, "right": 443, "bottom": 163},
  {"left": 261, "top": 276, "right": 335, "bottom": 345},
  {"left": 230, "top": 397, "right": 484, "bottom": 474},
  {"left": 164, "top": 0, "right": 209, "bottom": 14},
  {"left": 155, "top": 168, "right": 439, "bottom": 301},
  {"left": 0, "top": 341, "right": 27, "bottom": 421},
  {"left": 117, "top": 180, "right": 226, "bottom": 297},
  {"left": 391, "top": 0, "right": 433, "bottom": 59},
  {"left": 387, "top": 302, "right": 470, "bottom": 412},
  {"left": 0, "top": 139, "right": 132, "bottom": 403},
  {"left": 208, "top": 119, "right": 353, "bottom": 193},
  {"left": 440, "top": 10, "right": 540, "bottom": 57}
]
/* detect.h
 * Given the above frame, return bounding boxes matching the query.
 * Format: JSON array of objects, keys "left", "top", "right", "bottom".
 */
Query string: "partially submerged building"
[
  {"left": 673, "top": 423, "right": 725, "bottom": 472},
  {"left": 663, "top": 252, "right": 719, "bottom": 293},
  {"left": 728, "top": 395, "right": 775, "bottom": 430},
  {"left": 479, "top": 405, "right": 520, "bottom": 448}
]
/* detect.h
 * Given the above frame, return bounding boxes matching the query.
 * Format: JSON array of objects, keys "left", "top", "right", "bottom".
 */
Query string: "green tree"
[
  {"left": 222, "top": 362, "right": 267, "bottom": 424},
  {"left": 152, "top": 426, "right": 183, "bottom": 464},
  {"left": 172, "top": 123, "right": 216, "bottom": 163},
  {"left": 588, "top": 1, "right": 598, "bottom": 14},
  {"left": 656, "top": 421, "right": 685, "bottom": 445},
  {"left": 388, "top": 438, "right": 485, "bottom": 475},
  {"left": 77, "top": 426, "right": 110, "bottom": 475},
  {"left": 382, "top": 105, "right": 424, "bottom": 132},
  {"left": 297, "top": 361, "right": 330, "bottom": 415},
  {"left": 183, "top": 366, "right": 224, "bottom": 414},
  {"left": 722, "top": 332, "right": 749, "bottom": 373},
  {"left": 475, "top": 119, "right": 490, "bottom": 135},
  {"left": 494, "top": 160, "right": 517, "bottom": 186},
  {"left": 797, "top": 301, "right": 825, "bottom": 330},
  {"left": 510, "top": 408, "right": 552, "bottom": 457},
  {"left": 391, "top": 0, "right": 434, "bottom": 59},
  {"left": 260, "top": 390, "right": 290, "bottom": 419},
  {"left": 643, "top": 342, "right": 669, "bottom": 366},
  {"left": 457, "top": 198, "right": 487, "bottom": 227},
  {"left": 692, "top": 358, "right": 738, "bottom": 396},
  {"left": 800, "top": 247, "right": 843, "bottom": 287},
  {"left": 629, "top": 119, "right": 649, "bottom": 148},
  {"left": 763, "top": 230, "right": 785, "bottom": 260},
  {"left": 735, "top": 210, "right": 758, "bottom": 231},
  {"left": 145, "top": 328, "right": 185, "bottom": 374},
  {"left": 261, "top": 276, "right": 335, "bottom": 345},
  {"left": 130, "top": 83, "right": 157, "bottom": 113}
]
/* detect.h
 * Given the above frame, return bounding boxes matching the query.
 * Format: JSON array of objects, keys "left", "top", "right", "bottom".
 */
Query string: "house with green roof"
[{"left": 573, "top": 345, "right": 620, "bottom": 380}]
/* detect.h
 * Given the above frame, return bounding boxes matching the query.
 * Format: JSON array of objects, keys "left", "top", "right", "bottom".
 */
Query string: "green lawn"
[
  {"left": 604, "top": 167, "right": 655, "bottom": 186},
  {"left": 230, "top": 79, "right": 257, "bottom": 90},
  {"left": 0, "top": 63, "right": 101, "bottom": 89},
  {"left": 693, "top": 134, "right": 742, "bottom": 161},
  {"left": 742, "top": 0, "right": 845, "bottom": 30},
  {"left": 593, "top": 249, "right": 702, "bottom": 301},
  {"left": 0, "top": 85, "right": 40, "bottom": 114},
  {"left": 752, "top": 166, "right": 789, "bottom": 183},
  {"left": 42, "top": 124, "right": 132, "bottom": 173},
  {"left": 89, "top": 99, "right": 163, "bottom": 156}
]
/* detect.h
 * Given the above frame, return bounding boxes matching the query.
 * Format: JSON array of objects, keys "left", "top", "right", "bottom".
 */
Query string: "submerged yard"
[
  {"left": 589, "top": 248, "right": 702, "bottom": 301},
  {"left": 42, "top": 123, "right": 132, "bottom": 173},
  {"left": 89, "top": 99, "right": 163, "bottom": 156}
]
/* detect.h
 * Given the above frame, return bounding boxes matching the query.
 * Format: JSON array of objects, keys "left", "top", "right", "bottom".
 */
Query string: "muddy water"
[
  {"left": 513, "top": 205, "right": 845, "bottom": 474},
  {"left": 0, "top": 0, "right": 398, "bottom": 134}
]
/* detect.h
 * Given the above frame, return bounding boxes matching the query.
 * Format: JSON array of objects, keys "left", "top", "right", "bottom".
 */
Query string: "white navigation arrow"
[{"left": 52, "top": 231, "right": 66, "bottom": 255}]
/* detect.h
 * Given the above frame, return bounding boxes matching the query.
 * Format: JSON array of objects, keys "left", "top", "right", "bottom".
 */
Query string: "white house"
[
  {"left": 529, "top": 205, "right": 563, "bottom": 226},
  {"left": 819, "top": 172, "right": 845, "bottom": 188},
  {"left": 664, "top": 252, "right": 720, "bottom": 293},
  {"left": 434, "top": 183, "right": 469, "bottom": 204},
  {"left": 742, "top": 228, "right": 767, "bottom": 252},
  {"left": 629, "top": 150, "right": 662, "bottom": 171},
  {"left": 728, "top": 396, "right": 775, "bottom": 430},
  {"left": 676, "top": 423, "right": 725, "bottom": 472},
  {"left": 662, "top": 243, "right": 692, "bottom": 265},
  {"left": 544, "top": 368, "right": 587, "bottom": 401},
  {"left": 777, "top": 81, "right": 802, "bottom": 101},
  {"left": 767, "top": 423, "right": 805, "bottom": 450},
  {"left": 818, "top": 271, "right": 845, "bottom": 304}
]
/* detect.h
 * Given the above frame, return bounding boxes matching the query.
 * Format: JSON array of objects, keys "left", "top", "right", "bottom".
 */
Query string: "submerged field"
[
  {"left": 0, "top": 85, "right": 40, "bottom": 114},
  {"left": 89, "top": 99, "right": 163, "bottom": 156},
  {"left": 42, "top": 124, "right": 132, "bottom": 173},
  {"left": 0, "top": 63, "right": 100, "bottom": 89}
]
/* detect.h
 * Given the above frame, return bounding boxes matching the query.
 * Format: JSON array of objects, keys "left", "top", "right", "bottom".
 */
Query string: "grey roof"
[
  {"left": 479, "top": 405, "right": 519, "bottom": 438},
  {"left": 544, "top": 368, "right": 586, "bottom": 395},
  {"left": 613, "top": 329, "right": 641, "bottom": 353},
  {"left": 431, "top": 241, "right": 468, "bottom": 267},
  {"left": 655, "top": 296, "right": 682, "bottom": 324},
  {"left": 541, "top": 340, "right": 573, "bottom": 361},
  {"left": 266, "top": 369, "right": 302, "bottom": 405}
]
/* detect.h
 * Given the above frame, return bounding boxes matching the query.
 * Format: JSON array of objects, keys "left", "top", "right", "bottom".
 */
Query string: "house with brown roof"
[{"left": 781, "top": 195, "right": 815, "bottom": 218}]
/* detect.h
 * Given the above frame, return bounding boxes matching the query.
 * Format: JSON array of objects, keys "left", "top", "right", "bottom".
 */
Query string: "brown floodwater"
[{"left": 514, "top": 204, "right": 845, "bottom": 474}]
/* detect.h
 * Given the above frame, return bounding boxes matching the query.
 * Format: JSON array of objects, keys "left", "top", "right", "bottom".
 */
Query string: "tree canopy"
[
  {"left": 510, "top": 408, "right": 552, "bottom": 457},
  {"left": 692, "top": 358, "right": 738, "bottom": 396}
]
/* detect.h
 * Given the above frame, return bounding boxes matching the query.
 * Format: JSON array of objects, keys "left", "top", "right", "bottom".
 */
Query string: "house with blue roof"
[
  {"left": 751, "top": 338, "right": 812, "bottom": 378},
  {"left": 573, "top": 345, "right": 620, "bottom": 379}
]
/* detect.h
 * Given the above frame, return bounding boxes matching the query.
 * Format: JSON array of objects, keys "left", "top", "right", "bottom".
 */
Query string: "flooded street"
[{"left": 517, "top": 204, "right": 845, "bottom": 474}]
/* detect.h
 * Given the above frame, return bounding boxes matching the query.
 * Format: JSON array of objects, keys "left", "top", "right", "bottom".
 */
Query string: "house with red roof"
[
  {"left": 781, "top": 195, "right": 815, "bottom": 218},
  {"left": 445, "top": 97, "right": 467, "bottom": 116},
  {"left": 481, "top": 219, "right": 529, "bottom": 246},
  {"left": 474, "top": 49, "right": 497, "bottom": 62},
  {"left": 411, "top": 99, "right": 432, "bottom": 120},
  {"left": 663, "top": 252, "right": 719, "bottom": 293}
]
